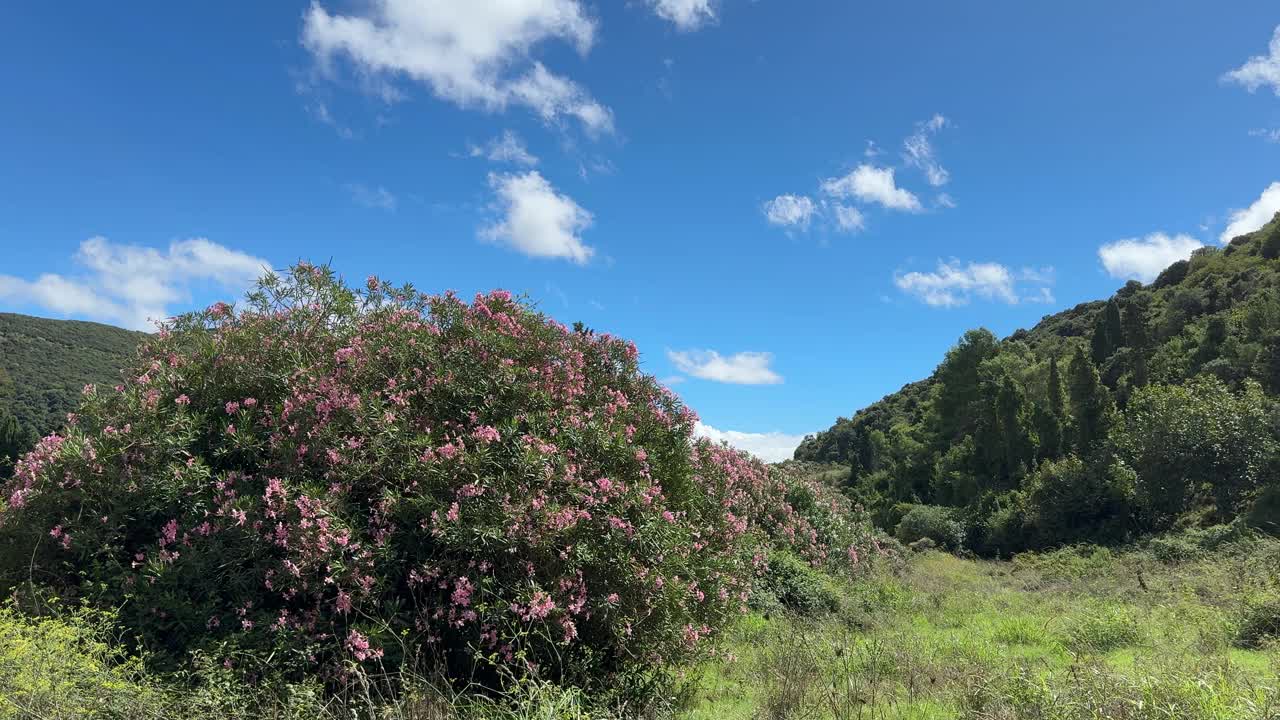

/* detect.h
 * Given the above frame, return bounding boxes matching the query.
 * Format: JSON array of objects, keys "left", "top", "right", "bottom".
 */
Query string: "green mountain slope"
[
  {"left": 0, "top": 313, "right": 142, "bottom": 438},
  {"left": 796, "top": 212, "right": 1280, "bottom": 551}
]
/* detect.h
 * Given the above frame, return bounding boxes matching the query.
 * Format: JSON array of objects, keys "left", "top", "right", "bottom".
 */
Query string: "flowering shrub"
[
  {"left": 0, "top": 265, "right": 766, "bottom": 699},
  {"left": 0, "top": 265, "right": 897, "bottom": 707}
]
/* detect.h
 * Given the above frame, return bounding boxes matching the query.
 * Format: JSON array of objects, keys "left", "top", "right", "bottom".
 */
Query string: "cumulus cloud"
[
  {"left": 1098, "top": 233, "right": 1204, "bottom": 282},
  {"left": 762, "top": 194, "right": 817, "bottom": 230},
  {"left": 1223, "top": 25, "right": 1280, "bottom": 95},
  {"left": 302, "top": 0, "right": 613, "bottom": 134},
  {"left": 649, "top": 0, "right": 717, "bottom": 31},
  {"left": 1220, "top": 182, "right": 1280, "bottom": 244},
  {"left": 0, "top": 237, "right": 270, "bottom": 331},
  {"left": 469, "top": 130, "right": 539, "bottom": 165},
  {"left": 695, "top": 422, "right": 808, "bottom": 463},
  {"left": 821, "top": 165, "right": 923, "bottom": 212},
  {"left": 666, "top": 349, "right": 783, "bottom": 385},
  {"left": 345, "top": 183, "right": 397, "bottom": 210},
  {"left": 895, "top": 260, "right": 1054, "bottom": 307},
  {"left": 481, "top": 171, "right": 595, "bottom": 264},
  {"left": 903, "top": 114, "right": 950, "bottom": 186}
]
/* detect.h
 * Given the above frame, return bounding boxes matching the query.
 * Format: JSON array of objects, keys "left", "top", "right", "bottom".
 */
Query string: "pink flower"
[
  {"left": 451, "top": 576, "right": 474, "bottom": 607},
  {"left": 225, "top": 401, "right": 240, "bottom": 415},
  {"left": 346, "top": 630, "right": 383, "bottom": 661},
  {"left": 175, "top": 394, "right": 190, "bottom": 406},
  {"left": 471, "top": 425, "right": 501, "bottom": 444}
]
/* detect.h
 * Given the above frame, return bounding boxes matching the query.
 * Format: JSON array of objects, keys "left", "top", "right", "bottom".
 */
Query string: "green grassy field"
[
  {"left": 683, "top": 540, "right": 1280, "bottom": 719},
  {"left": 7, "top": 535, "right": 1280, "bottom": 718}
]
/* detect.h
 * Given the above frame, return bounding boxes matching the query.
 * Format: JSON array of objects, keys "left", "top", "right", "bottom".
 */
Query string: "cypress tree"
[
  {"left": 1091, "top": 299, "right": 1125, "bottom": 364},
  {"left": 1068, "top": 347, "right": 1113, "bottom": 453},
  {"left": 0, "top": 410, "right": 23, "bottom": 478},
  {"left": 1047, "top": 356, "right": 1065, "bottom": 418}
]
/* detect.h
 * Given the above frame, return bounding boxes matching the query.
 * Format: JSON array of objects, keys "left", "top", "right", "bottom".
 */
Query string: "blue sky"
[{"left": 2, "top": 2, "right": 1279, "bottom": 460}]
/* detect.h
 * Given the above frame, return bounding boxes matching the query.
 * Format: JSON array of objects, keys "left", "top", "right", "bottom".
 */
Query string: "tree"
[
  {"left": 0, "top": 410, "right": 25, "bottom": 477},
  {"left": 1047, "top": 356, "right": 1065, "bottom": 416},
  {"left": 1091, "top": 298, "right": 1125, "bottom": 365},
  {"left": 994, "top": 376, "right": 1037, "bottom": 487},
  {"left": 1123, "top": 297, "right": 1150, "bottom": 352},
  {"left": 933, "top": 329, "right": 999, "bottom": 443},
  {"left": 1068, "top": 347, "right": 1113, "bottom": 454},
  {"left": 1115, "top": 377, "right": 1279, "bottom": 529}
]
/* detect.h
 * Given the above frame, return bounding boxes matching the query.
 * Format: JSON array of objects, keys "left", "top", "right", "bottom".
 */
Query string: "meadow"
[
  {"left": 7, "top": 527, "right": 1280, "bottom": 719},
  {"left": 686, "top": 533, "right": 1280, "bottom": 720}
]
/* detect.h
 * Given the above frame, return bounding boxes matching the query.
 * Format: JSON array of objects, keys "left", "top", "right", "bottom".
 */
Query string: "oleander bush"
[{"left": 0, "top": 265, "right": 795, "bottom": 705}]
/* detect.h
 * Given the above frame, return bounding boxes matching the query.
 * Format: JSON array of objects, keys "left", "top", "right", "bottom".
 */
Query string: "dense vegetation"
[
  {"left": 796, "top": 212, "right": 1280, "bottom": 554},
  {"left": 0, "top": 265, "right": 892, "bottom": 715},
  {"left": 0, "top": 313, "right": 140, "bottom": 473}
]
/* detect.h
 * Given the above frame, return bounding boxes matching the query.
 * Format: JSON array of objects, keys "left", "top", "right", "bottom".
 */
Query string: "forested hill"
[
  {"left": 0, "top": 313, "right": 141, "bottom": 449},
  {"left": 795, "top": 212, "right": 1280, "bottom": 553}
]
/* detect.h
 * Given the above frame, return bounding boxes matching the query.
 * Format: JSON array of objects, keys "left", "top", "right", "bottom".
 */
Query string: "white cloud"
[
  {"left": 1223, "top": 25, "right": 1280, "bottom": 95},
  {"left": 833, "top": 204, "right": 866, "bottom": 233},
  {"left": 903, "top": 114, "right": 950, "bottom": 187},
  {"left": 695, "top": 421, "right": 808, "bottom": 463},
  {"left": 1098, "top": 233, "right": 1204, "bottom": 282},
  {"left": 1220, "top": 182, "right": 1280, "bottom": 244},
  {"left": 345, "top": 182, "right": 397, "bottom": 210},
  {"left": 470, "top": 130, "right": 539, "bottom": 165},
  {"left": 308, "top": 101, "right": 355, "bottom": 139},
  {"left": 0, "top": 237, "right": 270, "bottom": 331},
  {"left": 649, "top": 0, "right": 716, "bottom": 31},
  {"left": 895, "top": 260, "right": 1055, "bottom": 307},
  {"left": 763, "top": 194, "right": 817, "bottom": 230},
  {"left": 667, "top": 349, "right": 783, "bottom": 385},
  {"left": 481, "top": 171, "right": 594, "bottom": 264},
  {"left": 821, "top": 164, "right": 923, "bottom": 212},
  {"left": 302, "top": 0, "right": 613, "bottom": 135},
  {"left": 1249, "top": 128, "right": 1280, "bottom": 144}
]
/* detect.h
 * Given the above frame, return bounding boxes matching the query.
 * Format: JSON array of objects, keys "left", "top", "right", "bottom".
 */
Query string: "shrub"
[
  {"left": 1247, "top": 483, "right": 1280, "bottom": 536},
  {"left": 0, "top": 265, "right": 770, "bottom": 701},
  {"left": 1023, "top": 456, "right": 1134, "bottom": 547},
  {"left": 975, "top": 493, "right": 1032, "bottom": 556},
  {"left": 751, "top": 551, "right": 842, "bottom": 616},
  {"left": 1236, "top": 597, "right": 1280, "bottom": 649},
  {"left": 1147, "top": 522, "right": 1257, "bottom": 564},
  {"left": 894, "top": 505, "right": 964, "bottom": 550}
]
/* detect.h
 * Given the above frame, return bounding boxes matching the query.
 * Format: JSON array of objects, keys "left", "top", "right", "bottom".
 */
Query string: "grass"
[
  {"left": 6, "top": 534, "right": 1280, "bottom": 718},
  {"left": 680, "top": 538, "right": 1280, "bottom": 719}
]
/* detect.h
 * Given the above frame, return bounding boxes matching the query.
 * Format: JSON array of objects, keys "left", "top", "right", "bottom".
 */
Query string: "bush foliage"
[{"left": 0, "top": 265, "right": 888, "bottom": 705}]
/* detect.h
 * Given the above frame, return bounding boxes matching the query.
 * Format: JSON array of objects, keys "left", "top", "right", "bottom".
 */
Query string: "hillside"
[
  {"left": 0, "top": 313, "right": 142, "bottom": 438},
  {"left": 796, "top": 212, "right": 1280, "bottom": 551}
]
